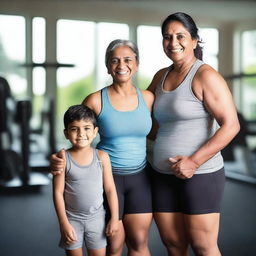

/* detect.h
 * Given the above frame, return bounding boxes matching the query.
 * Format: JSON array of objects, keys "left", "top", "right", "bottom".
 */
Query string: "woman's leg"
[
  {"left": 182, "top": 169, "right": 225, "bottom": 256},
  {"left": 66, "top": 248, "right": 83, "bottom": 256},
  {"left": 123, "top": 213, "right": 152, "bottom": 256},
  {"left": 151, "top": 169, "right": 188, "bottom": 255},
  {"left": 107, "top": 220, "right": 126, "bottom": 256},
  {"left": 87, "top": 247, "right": 106, "bottom": 256},
  {"left": 154, "top": 212, "right": 189, "bottom": 256},
  {"left": 185, "top": 213, "right": 221, "bottom": 256}
]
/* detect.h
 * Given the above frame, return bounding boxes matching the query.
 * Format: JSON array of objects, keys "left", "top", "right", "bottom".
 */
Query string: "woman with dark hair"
[{"left": 148, "top": 12, "right": 240, "bottom": 256}]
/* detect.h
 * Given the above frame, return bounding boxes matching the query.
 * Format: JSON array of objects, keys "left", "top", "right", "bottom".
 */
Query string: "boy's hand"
[
  {"left": 105, "top": 219, "right": 119, "bottom": 237},
  {"left": 61, "top": 222, "right": 77, "bottom": 245},
  {"left": 50, "top": 149, "right": 66, "bottom": 176}
]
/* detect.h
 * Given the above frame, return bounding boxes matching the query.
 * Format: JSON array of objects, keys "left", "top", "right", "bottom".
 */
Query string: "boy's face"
[{"left": 64, "top": 119, "right": 98, "bottom": 149}]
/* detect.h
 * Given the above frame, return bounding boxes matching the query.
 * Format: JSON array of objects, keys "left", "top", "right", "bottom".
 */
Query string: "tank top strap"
[
  {"left": 135, "top": 87, "right": 145, "bottom": 109},
  {"left": 94, "top": 148, "right": 103, "bottom": 170},
  {"left": 187, "top": 59, "right": 204, "bottom": 81},
  {"left": 100, "top": 87, "right": 109, "bottom": 111},
  {"left": 158, "top": 65, "right": 173, "bottom": 91}
]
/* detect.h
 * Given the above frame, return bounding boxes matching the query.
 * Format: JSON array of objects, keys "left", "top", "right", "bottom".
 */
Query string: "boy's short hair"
[{"left": 64, "top": 104, "right": 97, "bottom": 129}]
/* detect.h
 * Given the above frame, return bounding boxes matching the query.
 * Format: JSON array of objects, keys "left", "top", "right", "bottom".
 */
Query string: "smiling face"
[
  {"left": 107, "top": 45, "right": 138, "bottom": 84},
  {"left": 64, "top": 119, "right": 98, "bottom": 149},
  {"left": 162, "top": 21, "right": 198, "bottom": 62}
]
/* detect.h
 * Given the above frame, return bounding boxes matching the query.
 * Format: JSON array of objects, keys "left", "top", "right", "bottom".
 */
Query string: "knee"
[
  {"left": 190, "top": 241, "right": 220, "bottom": 256},
  {"left": 191, "top": 246, "right": 206, "bottom": 256},
  {"left": 161, "top": 235, "right": 189, "bottom": 253},
  {"left": 107, "top": 243, "right": 123, "bottom": 256},
  {"left": 190, "top": 245, "right": 208, "bottom": 256},
  {"left": 107, "top": 236, "right": 124, "bottom": 256},
  {"left": 191, "top": 245, "right": 221, "bottom": 256},
  {"left": 126, "top": 233, "right": 149, "bottom": 251}
]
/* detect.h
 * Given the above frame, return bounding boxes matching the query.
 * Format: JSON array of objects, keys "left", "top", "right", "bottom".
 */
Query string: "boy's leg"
[
  {"left": 60, "top": 219, "right": 83, "bottom": 255},
  {"left": 84, "top": 211, "right": 108, "bottom": 255}
]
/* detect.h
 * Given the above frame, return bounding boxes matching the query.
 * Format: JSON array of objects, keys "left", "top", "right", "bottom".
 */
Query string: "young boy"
[{"left": 52, "top": 104, "right": 119, "bottom": 256}]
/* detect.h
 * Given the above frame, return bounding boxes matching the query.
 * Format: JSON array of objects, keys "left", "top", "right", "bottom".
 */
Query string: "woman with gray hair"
[{"left": 51, "top": 39, "right": 154, "bottom": 256}]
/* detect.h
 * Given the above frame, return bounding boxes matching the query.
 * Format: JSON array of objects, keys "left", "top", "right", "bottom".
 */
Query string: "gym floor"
[{"left": 0, "top": 176, "right": 255, "bottom": 256}]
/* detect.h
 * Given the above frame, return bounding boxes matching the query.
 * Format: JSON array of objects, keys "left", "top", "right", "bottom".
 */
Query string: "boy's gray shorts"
[{"left": 59, "top": 211, "right": 107, "bottom": 250}]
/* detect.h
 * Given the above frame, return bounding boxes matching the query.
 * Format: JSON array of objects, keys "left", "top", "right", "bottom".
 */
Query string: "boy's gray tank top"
[
  {"left": 64, "top": 149, "right": 105, "bottom": 219},
  {"left": 153, "top": 59, "right": 224, "bottom": 175}
]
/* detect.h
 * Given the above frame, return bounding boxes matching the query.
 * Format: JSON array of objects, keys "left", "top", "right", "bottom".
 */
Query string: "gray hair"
[{"left": 105, "top": 39, "right": 140, "bottom": 67}]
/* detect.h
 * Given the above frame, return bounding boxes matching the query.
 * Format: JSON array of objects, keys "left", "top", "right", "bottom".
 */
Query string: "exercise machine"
[{"left": 0, "top": 77, "right": 50, "bottom": 189}]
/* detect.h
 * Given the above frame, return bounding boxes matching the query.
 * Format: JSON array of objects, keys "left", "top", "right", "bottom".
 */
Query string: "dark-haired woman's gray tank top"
[{"left": 153, "top": 59, "right": 224, "bottom": 175}]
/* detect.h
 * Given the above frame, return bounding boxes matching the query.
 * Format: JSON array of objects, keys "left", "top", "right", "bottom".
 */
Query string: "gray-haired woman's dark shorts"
[
  {"left": 150, "top": 166, "right": 225, "bottom": 214},
  {"left": 110, "top": 167, "right": 153, "bottom": 219}
]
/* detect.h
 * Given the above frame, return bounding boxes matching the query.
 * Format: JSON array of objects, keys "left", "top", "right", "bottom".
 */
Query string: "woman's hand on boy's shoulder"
[{"left": 50, "top": 149, "right": 66, "bottom": 176}]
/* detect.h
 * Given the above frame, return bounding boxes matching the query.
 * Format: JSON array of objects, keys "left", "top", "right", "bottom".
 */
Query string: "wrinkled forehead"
[{"left": 110, "top": 45, "right": 137, "bottom": 58}]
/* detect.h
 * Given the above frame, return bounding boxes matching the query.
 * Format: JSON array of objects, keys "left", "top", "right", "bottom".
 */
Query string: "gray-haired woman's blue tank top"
[
  {"left": 153, "top": 59, "right": 224, "bottom": 175},
  {"left": 97, "top": 87, "right": 152, "bottom": 175}
]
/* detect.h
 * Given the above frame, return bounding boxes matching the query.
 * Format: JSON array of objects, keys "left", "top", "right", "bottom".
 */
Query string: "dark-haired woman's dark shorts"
[
  {"left": 113, "top": 167, "right": 153, "bottom": 220},
  {"left": 150, "top": 166, "right": 225, "bottom": 215}
]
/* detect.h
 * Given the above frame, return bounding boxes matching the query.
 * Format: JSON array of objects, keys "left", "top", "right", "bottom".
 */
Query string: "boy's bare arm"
[{"left": 52, "top": 169, "right": 77, "bottom": 244}]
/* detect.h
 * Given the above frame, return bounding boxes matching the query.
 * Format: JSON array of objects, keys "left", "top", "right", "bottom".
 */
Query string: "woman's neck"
[
  {"left": 109, "top": 82, "right": 136, "bottom": 95},
  {"left": 173, "top": 56, "right": 197, "bottom": 73}
]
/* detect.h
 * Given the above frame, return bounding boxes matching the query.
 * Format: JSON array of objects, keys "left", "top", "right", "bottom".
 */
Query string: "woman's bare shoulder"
[
  {"left": 147, "top": 67, "right": 169, "bottom": 93},
  {"left": 82, "top": 89, "right": 102, "bottom": 114}
]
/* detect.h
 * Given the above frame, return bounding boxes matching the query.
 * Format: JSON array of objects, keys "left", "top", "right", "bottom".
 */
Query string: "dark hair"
[
  {"left": 105, "top": 39, "right": 139, "bottom": 67},
  {"left": 161, "top": 12, "right": 203, "bottom": 60},
  {"left": 63, "top": 104, "right": 97, "bottom": 129}
]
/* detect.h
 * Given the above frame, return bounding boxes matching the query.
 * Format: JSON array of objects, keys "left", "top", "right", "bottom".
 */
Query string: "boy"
[{"left": 52, "top": 104, "right": 119, "bottom": 256}]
